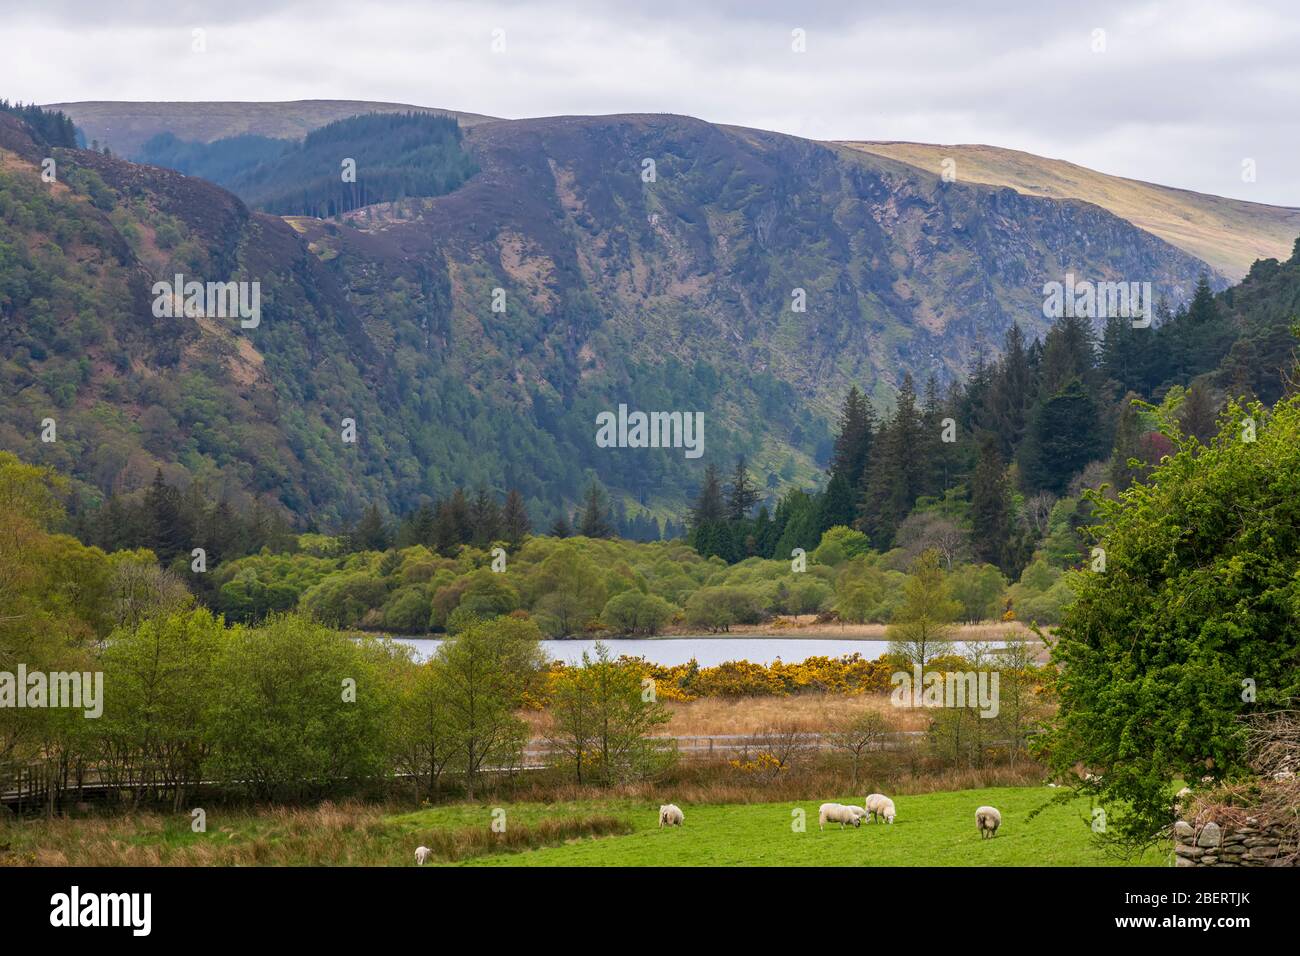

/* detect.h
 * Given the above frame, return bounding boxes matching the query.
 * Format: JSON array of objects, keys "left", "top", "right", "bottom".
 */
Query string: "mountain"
[
  {"left": 44, "top": 99, "right": 500, "bottom": 157},
  {"left": 841, "top": 142, "right": 1300, "bottom": 281},
  {"left": 0, "top": 102, "right": 1258, "bottom": 528}
]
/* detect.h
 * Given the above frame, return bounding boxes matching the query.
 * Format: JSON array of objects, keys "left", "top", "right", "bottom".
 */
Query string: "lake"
[{"left": 390, "top": 636, "right": 895, "bottom": 666}]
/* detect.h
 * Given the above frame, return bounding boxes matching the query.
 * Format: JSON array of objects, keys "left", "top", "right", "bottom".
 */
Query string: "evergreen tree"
[
  {"left": 350, "top": 503, "right": 390, "bottom": 552},
  {"left": 1021, "top": 378, "right": 1106, "bottom": 494},
  {"left": 829, "top": 386, "right": 875, "bottom": 488},
  {"left": 970, "top": 434, "right": 1012, "bottom": 573},
  {"left": 725, "top": 455, "right": 761, "bottom": 521},
  {"left": 501, "top": 489, "right": 531, "bottom": 545},
  {"left": 689, "top": 464, "right": 727, "bottom": 526},
  {"left": 578, "top": 482, "right": 614, "bottom": 538},
  {"left": 469, "top": 486, "right": 502, "bottom": 545},
  {"left": 144, "top": 469, "right": 191, "bottom": 564}
]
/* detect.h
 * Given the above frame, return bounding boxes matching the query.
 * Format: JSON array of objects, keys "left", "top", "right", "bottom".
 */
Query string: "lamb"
[
  {"left": 819, "top": 803, "right": 862, "bottom": 830},
  {"left": 975, "top": 806, "right": 1001, "bottom": 839},
  {"left": 864, "top": 793, "right": 895, "bottom": 824},
  {"left": 659, "top": 804, "right": 684, "bottom": 828},
  {"left": 414, "top": 846, "right": 432, "bottom": 865}
]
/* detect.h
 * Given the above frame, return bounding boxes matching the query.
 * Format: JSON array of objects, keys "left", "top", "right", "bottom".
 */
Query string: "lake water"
[{"left": 390, "top": 636, "right": 894, "bottom": 667}]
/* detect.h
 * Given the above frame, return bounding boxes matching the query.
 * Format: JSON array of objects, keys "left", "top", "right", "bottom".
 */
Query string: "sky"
[{"left": 3, "top": 0, "right": 1298, "bottom": 205}]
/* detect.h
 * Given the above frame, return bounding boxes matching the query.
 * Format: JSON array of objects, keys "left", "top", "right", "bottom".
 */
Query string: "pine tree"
[
  {"left": 689, "top": 464, "right": 727, "bottom": 527},
  {"left": 1021, "top": 377, "right": 1106, "bottom": 494},
  {"left": 970, "top": 434, "right": 1012, "bottom": 573},
  {"left": 578, "top": 482, "right": 614, "bottom": 538},
  {"left": 144, "top": 469, "right": 190, "bottom": 564},
  {"left": 550, "top": 512, "right": 572, "bottom": 538},
  {"left": 830, "top": 386, "right": 875, "bottom": 488},
  {"left": 501, "top": 489, "right": 531, "bottom": 545},
  {"left": 987, "top": 323, "right": 1032, "bottom": 456},
  {"left": 469, "top": 486, "right": 502, "bottom": 545},
  {"left": 350, "top": 503, "right": 390, "bottom": 552},
  {"left": 725, "top": 455, "right": 760, "bottom": 521}
]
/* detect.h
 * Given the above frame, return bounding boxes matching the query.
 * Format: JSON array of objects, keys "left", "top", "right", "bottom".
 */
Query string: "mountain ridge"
[
  {"left": 0, "top": 103, "right": 1251, "bottom": 527},
  {"left": 45, "top": 99, "right": 1295, "bottom": 282}
]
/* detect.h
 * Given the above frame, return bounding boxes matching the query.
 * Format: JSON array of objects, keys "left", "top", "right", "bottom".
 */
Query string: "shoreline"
[{"left": 371, "top": 618, "right": 1047, "bottom": 643}]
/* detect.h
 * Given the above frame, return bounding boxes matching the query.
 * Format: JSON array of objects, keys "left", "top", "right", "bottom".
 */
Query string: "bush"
[
  {"left": 684, "top": 586, "right": 765, "bottom": 632},
  {"left": 382, "top": 586, "right": 430, "bottom": 633},
  {"left": 600, "top": 591, "right": 677, "bottom": 635}
]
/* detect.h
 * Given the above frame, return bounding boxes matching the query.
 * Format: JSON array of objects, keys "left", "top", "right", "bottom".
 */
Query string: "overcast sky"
[{"left": 4, "top": 0, "right": 1297, "bottom": 205}]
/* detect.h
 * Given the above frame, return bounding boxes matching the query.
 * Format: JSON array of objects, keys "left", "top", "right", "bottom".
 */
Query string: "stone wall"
[{"left": 1173, "top": 819, "right": 1294, "bottom": 866}]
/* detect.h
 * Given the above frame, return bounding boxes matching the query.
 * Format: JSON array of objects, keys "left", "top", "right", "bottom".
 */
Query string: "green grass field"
[
  {"left": 391, "top": 786, "right": 1168, "bottom": 867},
  {"left": 3, "top": 785, "right": 1171, "bottom": 866}
]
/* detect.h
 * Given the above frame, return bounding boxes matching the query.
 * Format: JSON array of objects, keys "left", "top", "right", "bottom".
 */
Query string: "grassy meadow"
[{"left": 1, "top": 786, "right": 1168, "bottom": 868}]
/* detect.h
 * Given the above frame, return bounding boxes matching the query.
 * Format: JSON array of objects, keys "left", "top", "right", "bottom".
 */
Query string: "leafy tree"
[
  {"left": 600, "top": 591, "right": 677, "bottom": 635},
  {"left": 1046, "top": 395, "right": 1300, "bottom": 842},
  {"left": 886, "top": 549, "right": 961, "bottom": 667},
  {"left": 206, "top": 615, "right": 393, "bottom": 800},
  {"left": 431, "top": 615, "right": 546, "bottom": 797},
  {"left": 546, "top": 642, "right": 673, "bottom": 784}
]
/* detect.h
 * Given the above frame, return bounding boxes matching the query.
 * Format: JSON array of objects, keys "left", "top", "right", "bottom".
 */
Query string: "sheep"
[
  {"left": 846, "top": 805, "right": 868, "bottom": 822},
  {"left": 414, "top": 846, "right": 432, "bottom": 866},
  {"left": 1175, "top": 786, "right": 1192, "bottom": 799},
  {"left": 819, "top": 803, "right": 862, "bottom": 830},
  {"left": 659, "top": 804, "right": 684, "bottom": 828},
  {"left": 975, "top": 806, "right": 1001, "bottom": 839},
  {"left": 864, "top": 793, "right": 895, "bottom": 825},
  {"left": 1273, "top": 770, "right": 1296, "bottom": 782}
]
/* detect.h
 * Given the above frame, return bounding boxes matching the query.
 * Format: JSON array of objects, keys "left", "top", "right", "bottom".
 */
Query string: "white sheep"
[
  {"left": 975, "top": 806, "right": 1001, "bottom": 839},
  {"left": 1273, "top": 770, "right": 1295, "bottom": 782},
  {"left": 864, "top": 793, "right": 895, "bottom": 824},
  {"left": 819, "top": 803, "right": 862, "bottom": 830},
  {"left": 846, "top": 805, "right": 868, "bottom": 822},
  {"left": 1175, "top": 786, "right": 1192, "bottom": 799},
  {"left": 659, "top": 804, "right": 684, "bottom": 828},
  {"left": 414, "top": 846, "right": 432, "bottom": 865}
]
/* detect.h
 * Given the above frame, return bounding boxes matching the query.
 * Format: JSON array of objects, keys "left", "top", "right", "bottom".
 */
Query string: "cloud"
[{"left": 2, "top": 0, "right": 1296, "bottom": 205}]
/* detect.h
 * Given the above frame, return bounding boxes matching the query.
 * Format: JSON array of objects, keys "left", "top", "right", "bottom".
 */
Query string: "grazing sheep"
[
  {"left": 819, "top": 803, "right": 862, "bottom": 830},
  {"left": 1176, "top": 786, "right": 1192, "bottom": 799},
  {"left": 414, "top": 846, "right": 432, "bottom": 866},
  {"left": 846, "top": 805, "right": 868, "bottom": 822},
  {"left": 659, "top": 804, "right": 684, "bottom": 828},
  {"left": 864, "top": 793, "right": 896, "bottom": 824},
  {"left": 976, "top": 806, "right": 1001, "bottom": 839}
]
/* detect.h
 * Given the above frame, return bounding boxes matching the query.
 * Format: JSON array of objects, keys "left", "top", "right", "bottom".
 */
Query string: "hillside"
[
  {"left": 43, "top": 99, "right": 500, "bottom": 157},
  {"left": 841, "top": 141, "right": 1300, "bottom": 281},
  {"left": 0, "top": 105, "right": 1238, "bottom": 527}
]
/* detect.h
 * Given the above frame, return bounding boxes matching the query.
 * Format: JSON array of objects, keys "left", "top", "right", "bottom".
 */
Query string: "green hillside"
[{"left": 0, "top": 105, "right": 1236, "bottom": 528}]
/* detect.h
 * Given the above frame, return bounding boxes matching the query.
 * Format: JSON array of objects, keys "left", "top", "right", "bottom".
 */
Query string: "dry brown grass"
[
  {"left": 505, "top": 759, "right": 1044, "bottom": 807},
  {"left": 0, "top": 800, "right": 629, "bottom": 867},
  {"left": 523, "top": 691, "right": 931, "bottom": 738}
]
